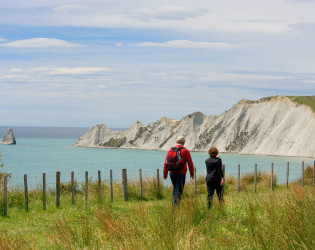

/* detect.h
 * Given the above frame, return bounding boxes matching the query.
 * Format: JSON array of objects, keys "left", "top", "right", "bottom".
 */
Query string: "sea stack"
[{"left": 0, "top": 128, "right": 16, "bottom": 145}]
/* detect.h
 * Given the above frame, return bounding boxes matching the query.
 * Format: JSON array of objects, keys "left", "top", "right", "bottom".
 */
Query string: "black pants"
[{"left": 206, "top": 180, "right": 223, "bottom": 208}]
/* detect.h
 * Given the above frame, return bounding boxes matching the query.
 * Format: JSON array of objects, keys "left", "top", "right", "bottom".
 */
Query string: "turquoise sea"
[{"left": 0, "top": 127, "right": 314, "bottom": 189}]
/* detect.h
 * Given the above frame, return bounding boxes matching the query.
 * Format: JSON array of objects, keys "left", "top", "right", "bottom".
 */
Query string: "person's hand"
[
  {"left": 190, "top": 175, "right": 194, "bottom": 180},
  {"left": 216, "top": 155, "right": 220, "bottom": 158},
  {"left": 220, "top": 178, "right": 224, "bottom": 186},
  {"left": 163, "top": 177, "right": 167, "bottom": 180}
]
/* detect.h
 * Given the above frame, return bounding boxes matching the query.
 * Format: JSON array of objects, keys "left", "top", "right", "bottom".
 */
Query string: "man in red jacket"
[{"left": 163, "top": 136, "right": 194, "bottom": 204}]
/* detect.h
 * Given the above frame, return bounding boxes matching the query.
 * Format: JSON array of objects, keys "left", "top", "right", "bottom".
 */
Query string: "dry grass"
[
  {"left": 1, "top": 168, "right": 315, "bottom": 249},
  {"left": 295, "top": 165, "right": 314, "bottom": 186},
  {"left": 0, "top": 234, "right": 31, "bottom": 250},
  {"left": 240, "top": 171, "right": 277, "bottom": 191}
]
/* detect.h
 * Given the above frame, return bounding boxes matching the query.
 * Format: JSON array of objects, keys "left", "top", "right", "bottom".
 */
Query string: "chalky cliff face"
[{"left": 74, "top": 96, "right": 315, "bottom": 157}]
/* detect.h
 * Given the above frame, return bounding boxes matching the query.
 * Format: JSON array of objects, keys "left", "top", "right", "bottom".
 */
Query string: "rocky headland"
[{"left": 74, "top": 96, "right": 315, "bottom": 157}]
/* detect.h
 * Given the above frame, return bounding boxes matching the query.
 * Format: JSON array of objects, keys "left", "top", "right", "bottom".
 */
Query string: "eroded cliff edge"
[{"left": 74, "top": 96, "right": 315, "bottom": 157}]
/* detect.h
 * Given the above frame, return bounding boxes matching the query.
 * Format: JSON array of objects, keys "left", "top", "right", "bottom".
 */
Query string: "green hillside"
[{"left": 287, "top": 96, "right": 315, "bottom": 113}]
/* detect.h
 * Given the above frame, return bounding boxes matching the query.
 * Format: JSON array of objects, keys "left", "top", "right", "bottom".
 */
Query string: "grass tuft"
[{"left": 0, "top": 169, "right": 314, "bottom": 249}]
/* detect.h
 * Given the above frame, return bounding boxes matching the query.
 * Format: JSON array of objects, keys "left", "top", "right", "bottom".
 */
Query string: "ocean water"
[{"left": 0, "top": 126, "right": 314, "bottom": 189}]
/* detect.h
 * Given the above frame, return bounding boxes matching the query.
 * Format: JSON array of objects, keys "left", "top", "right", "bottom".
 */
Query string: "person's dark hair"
[{"left": 208, "top": 147, "right": 219, "bottom": 157}]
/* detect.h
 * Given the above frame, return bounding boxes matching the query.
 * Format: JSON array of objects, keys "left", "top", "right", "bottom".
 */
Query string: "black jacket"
[{"left": 205, "top": 157, "right": 224, "bottom": 182}]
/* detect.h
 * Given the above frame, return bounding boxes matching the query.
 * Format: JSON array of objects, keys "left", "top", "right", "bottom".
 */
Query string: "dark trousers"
[
  {"left": 170, "top": 173, "right": 186, "bottom": 204},
  {"left": 206, "top": 180, "right": 223, "bottom": 209}
]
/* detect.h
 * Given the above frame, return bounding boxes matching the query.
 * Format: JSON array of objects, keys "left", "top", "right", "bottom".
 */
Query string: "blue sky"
[{"left": 0, "top": 0, "right": 315, "bottom": 128}]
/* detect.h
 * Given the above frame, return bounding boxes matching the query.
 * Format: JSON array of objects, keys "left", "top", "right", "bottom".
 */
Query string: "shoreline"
[{"left": 72, "top": 144, "right": 315, "bottom": 159}]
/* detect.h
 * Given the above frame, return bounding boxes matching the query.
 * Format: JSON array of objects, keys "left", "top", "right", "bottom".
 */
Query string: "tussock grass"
[
  {"left": 0, "top": 234, "right": 31, "bottom": 250},
  {"left": 1, "top": 168, "right": 314, "bottom": 249},
  {"left": 49, "top": 214, "right": 99, "bottom": 249},
  {"left": 295, "top": 165, "right": 314, "bottom": 186},
  {"left": 239, "top": 171, "right": 277, "bottom": 191},
  {"left": 128, "top": 176, "right": 165, "bottom": 200}
]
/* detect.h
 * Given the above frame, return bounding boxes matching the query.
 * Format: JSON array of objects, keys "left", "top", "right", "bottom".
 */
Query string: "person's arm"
[
  {"left": 163, "top": 153, "right": 168, "bottom": 179},
  {"left": 184, "top": 149, "right": 194, "bottom": 179},
  {"left": 218, "top": 158, "right": 224, "bottom": 186}
]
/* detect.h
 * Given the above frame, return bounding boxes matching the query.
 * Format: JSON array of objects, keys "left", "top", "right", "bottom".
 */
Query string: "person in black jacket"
[{"left": 205, "top": 147, "right": 224, "bottom": 209}]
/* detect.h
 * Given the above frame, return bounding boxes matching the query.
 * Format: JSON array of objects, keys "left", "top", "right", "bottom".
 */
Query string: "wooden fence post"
[
  {"left": 122, "top": 169, "right": 128, "bottom": 201},
  {"left": 71, "top": 171, "right": 75, "bottom": 205},
  {"left": 139, "top": 169, "right": 143, "bottom": 198},
  {"left": 313, "top": 160, "right": 315, "bottom": 185},
  {"left": 286, "top": 162, "right": 289, "bottom": 188},
  {"left": 254, "top": 164, "right": 257, "bottom": 193},
  {"left": 237, "top": 164, "right": 240, "bottom": 193},
  {"left": 302, "top": 161, "right": 304, "bottom": 187},
  {"left": 85, "top": 171, "right": 88, "bottom": 204},
  {"left": 3, "top": 175, "right": 7, "bottom": 216},
  {"left": 43, "top": 173, "right": 46, "bottom": 210},
  {"left": 56, "top": 171, "right": 60, "bottom": 208},
  {"left": 24, "top": 174, "right": 28, "bottom": 212},
  {"left": 271, "top": 163, "right": 274, "bottom": 190},
  {"left": 194, "top": 167, "right": 197, "bottom": 195},
  {"left": 157, "top": 169, "right": 160, "bottom": 196},
  {"left": 110, "top": 170, "right": 113, "bottom": 202},
  {"left": 98, "top": 170, "right": 102, "bottom": 201}
]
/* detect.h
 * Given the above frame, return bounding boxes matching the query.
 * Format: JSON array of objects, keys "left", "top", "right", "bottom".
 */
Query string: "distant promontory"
[{"left": 74, "top": 96, "right": 315, "bottom": 157}]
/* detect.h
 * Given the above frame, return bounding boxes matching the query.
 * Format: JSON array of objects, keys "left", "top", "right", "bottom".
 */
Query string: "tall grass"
[
  {"left": 296, "top": 165, "right": 314, "bottom": 186},
  {"left": 0, "top": 234, "right": 31, "bottom": 250},
  {"left": 45, "top": 185, "right": 315, "bottom": 249},
  {"left": 1, "top": 169, "right": 314, "bottom": 249}
]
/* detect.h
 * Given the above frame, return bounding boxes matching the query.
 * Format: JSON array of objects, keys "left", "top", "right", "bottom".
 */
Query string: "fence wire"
[{"left": 2, "top": 160, "right": 314, "bottom": 192}]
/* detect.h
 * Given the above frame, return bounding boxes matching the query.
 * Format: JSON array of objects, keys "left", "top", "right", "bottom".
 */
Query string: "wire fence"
[{"left": 1, "top": 160, "right": 315, "bottom": 216}]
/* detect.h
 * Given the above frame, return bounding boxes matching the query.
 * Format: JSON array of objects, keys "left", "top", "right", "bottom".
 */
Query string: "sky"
[{"left": 0, "top": 0, "right": 315, "bottom": 128}]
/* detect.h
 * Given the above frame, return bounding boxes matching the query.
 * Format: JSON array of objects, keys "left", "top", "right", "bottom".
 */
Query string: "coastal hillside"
[
  {"left": 287, "top": 96, "right": 315, "bottom": 112},
  {"left": 74, "top": 95, "right": 315, "bottom": 157}
]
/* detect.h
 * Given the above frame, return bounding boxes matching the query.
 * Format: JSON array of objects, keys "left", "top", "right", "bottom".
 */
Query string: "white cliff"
[
  {"left": 74, "top": 96, "right": 315, "bottom": 157},
  {"left": 0, "top": 128, "right": 16, "bottom": 145}
]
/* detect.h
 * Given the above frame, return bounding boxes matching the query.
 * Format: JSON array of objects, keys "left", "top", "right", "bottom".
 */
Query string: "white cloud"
[
  {"left": 200, "top": 72, "right": 293, "bottom": 84},
  {"left": 48, "top": 67, "right": 112, "bottom": 75},
  {"left": 303, "top": 80, "right": 315, "bottom": 84},
  {"left": 97, "top": 85, "right": 108, "bottom": 88},
  {"left": 1, "top": 1, "right": 315, "bottom": 127},
  {"left": 0, "top": 38, "right": 83, "bottom": 48},
  {"left": 3, "top": 67, "right": 113, "bottom": 79},
  {"left": 133, "top": 6, "right": 208, "bottom": 21},
  {"left": 131, "top": 40, "right": 237, "bottom": 50},
  {"left": 10, "top": 68, "right": 23, "bottom": 72},
  {"left": 5, "top": 74, "right": 29, "bottom": 79},
  {"left": 53, "top": 4, "right": 88, "bottom": 13},
  {"left": 2, "top": 0, "right": 315, "bottom": 34},
  {"left": 286, "top": 0, "right": 315, "bottom": 3},
  {"left": 232, "top": 19, "right": 286, "bottom": 24}
]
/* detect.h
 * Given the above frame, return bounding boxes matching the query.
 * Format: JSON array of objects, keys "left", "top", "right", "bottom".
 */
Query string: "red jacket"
[{"left": 163, "top": 144, "right": 194, "bottom": 179}]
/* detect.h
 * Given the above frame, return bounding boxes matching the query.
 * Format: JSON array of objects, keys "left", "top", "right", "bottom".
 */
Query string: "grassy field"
[{"left": 1, "top": 167, "right": 315, "bottom": 249}]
